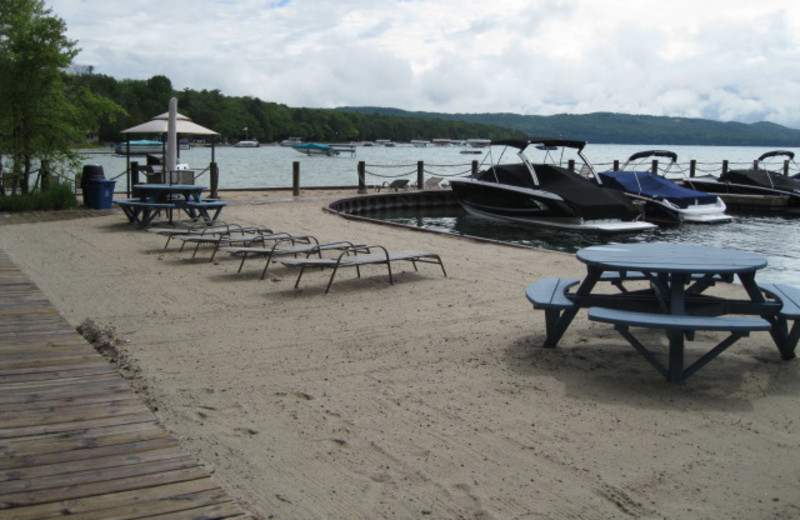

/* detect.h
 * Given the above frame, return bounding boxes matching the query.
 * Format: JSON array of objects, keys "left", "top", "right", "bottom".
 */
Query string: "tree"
[{"left": 0, "top": 0, "right": 124, "bottom": 195}]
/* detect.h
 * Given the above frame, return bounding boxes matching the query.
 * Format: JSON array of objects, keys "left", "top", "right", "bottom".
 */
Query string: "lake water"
[{"left": 80, "top": 143, "right": 800, "bottom": 285}]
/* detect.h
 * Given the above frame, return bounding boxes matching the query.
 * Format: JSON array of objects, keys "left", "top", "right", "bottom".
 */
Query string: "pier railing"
[{"left": 351, "top": 158, "right": 799, "bottom": 194}]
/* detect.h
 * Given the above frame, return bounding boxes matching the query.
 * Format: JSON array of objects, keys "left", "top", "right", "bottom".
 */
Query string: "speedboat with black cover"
[
  {"left": 448, "top": 138, "right": 656, "bottom": 233},
  {"left": 684, "top": 150, "right": 800, "bottom": 212},
  {"left": 598, "top": 150, "right": 730, "bottom": 225}
]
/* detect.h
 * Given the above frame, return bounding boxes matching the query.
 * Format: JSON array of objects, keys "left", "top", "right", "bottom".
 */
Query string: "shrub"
[{"left": 0, "top": 183, "right": 78, "bottom": 211}]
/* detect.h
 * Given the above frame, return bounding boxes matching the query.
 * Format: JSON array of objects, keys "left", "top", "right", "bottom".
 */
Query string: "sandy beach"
[{"left": 1, "top": 190, "right": 798, "bottom": 520}]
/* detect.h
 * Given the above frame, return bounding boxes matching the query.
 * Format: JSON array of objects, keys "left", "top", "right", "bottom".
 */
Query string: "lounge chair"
[
  {"left": 218, "top": 237, "right": 365, "bottom": 279},
  {"left": 376, "top": 179, "right": 410, "bottom": 192},
  {"left": 172, "top": 223, "right": 275, "bottom": 259},
  {"left": 147, "top": 221, "right": 270, "bottom": 249},
  {"left": 423, "top": 176, "right": 444, "bottom": 189},
  {"left": 277, "top": 245, "right": 447, "bottom": 293}
]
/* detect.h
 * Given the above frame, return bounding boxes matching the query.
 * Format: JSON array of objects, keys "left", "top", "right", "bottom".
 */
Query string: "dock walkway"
[{"left": 0, "top": 250, "right": 250, "bottom": 519}]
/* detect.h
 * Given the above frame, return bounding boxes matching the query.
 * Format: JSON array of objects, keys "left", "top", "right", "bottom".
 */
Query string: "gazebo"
[{"left": 120, "top": 99, "right": 220, "bottom": 196}]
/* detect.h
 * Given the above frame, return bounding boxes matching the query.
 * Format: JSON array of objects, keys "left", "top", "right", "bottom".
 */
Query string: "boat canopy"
[
  {"left": 721, "top": 168, "right": 800, "bottom": 192},
  {"left": 492, "top": 137, "right": 587, "bottom": 151},
  {"left": 477, "top": 163, "right": 640, "bottom": 220},
  {"left": 758, "top": 150, "right": 795, "bottom": 162},
  {"left": 599, "top": 170, "right": 718, "bottom": 208},
  {"left": 626, "top": 150, "right": 678, "bottom": 163}
]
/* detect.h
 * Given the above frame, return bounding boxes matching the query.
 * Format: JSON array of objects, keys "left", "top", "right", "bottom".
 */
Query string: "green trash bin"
[{"left": 85, "top": 179, "right": 116, "bottom": 209}]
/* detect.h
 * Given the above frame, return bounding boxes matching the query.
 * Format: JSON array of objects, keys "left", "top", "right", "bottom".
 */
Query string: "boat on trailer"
[
  {"left": 448, "top": 138, "right": 656, "bottom": 233},
  {"left": 597, "top": 150, "right": 731, "bottom": 225},
  {"left": 684, "top": 150, "right": 800, "bottom": 213}
]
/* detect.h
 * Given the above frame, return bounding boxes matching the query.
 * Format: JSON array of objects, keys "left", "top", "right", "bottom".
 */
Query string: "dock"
[
  {"left": 0, "top": 250, "right": 250, "bottom": 519},
  {"left": 715, "top": 192, "right": 790, "bottom": 212}
]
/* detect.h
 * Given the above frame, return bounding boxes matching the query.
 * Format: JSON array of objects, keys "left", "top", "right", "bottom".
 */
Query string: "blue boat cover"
[{"left": 599, "top": 170, "right": 718, "bottom": 208}]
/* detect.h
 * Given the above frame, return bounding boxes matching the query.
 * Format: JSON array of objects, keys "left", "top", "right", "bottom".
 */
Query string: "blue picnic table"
[
  {"left": 526, "top": 243, "right": 795, "bottom": 383},
  {"left": 115, "top": 184, "right": 227, "bottom": 228}
]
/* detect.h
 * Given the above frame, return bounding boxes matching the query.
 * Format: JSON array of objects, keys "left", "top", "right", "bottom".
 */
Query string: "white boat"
[
  {"left": 465, "top": 138, "right": 491, "bottom": 148},
  {"left": 114, "top": 139, "right": 163, "bottom": 155},
  {"left": 234, "top": 140, "right": 260, "bottom": 148},
  {"left": 280, "top": 137, "right": 303, "bottom": 146}
]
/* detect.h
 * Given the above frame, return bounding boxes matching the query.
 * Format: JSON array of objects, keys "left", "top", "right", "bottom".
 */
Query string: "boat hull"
[
  {"left": 626, "top": 194, "right": 731, "bottom": 225},
  {"left": 114, "top": 141, "right": 163, "bottom": 155},
  {"left": 449, "top": 178, "right": 655, "bottom": 233},
  {"left": 685, "top": 175, "right": 800, "bottom": 213}
]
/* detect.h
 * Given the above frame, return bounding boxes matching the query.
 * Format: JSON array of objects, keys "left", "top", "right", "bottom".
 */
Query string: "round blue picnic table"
[{"left": 577, "top": 243, "right": 767, "bottom": 275}]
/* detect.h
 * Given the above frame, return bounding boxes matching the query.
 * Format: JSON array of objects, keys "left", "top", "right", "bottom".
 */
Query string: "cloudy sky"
[{"left": 50, "top": 0, "right": 800, "bottom": 128}]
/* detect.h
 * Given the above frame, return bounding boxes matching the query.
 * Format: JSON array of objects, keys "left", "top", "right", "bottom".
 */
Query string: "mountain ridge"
[{"left": 335, "top": 107, "right": 800, "bottom": 146}]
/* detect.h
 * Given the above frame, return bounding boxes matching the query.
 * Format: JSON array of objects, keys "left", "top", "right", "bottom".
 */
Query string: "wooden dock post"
[
  {"left": 689, "top": 160, "right": 696, "bottom": 177},
  {"left": 358, "top": 161, "right": 366, "bottom": 194},
  {"left": 210, "top": 162, "right": 219, "bottom": 199},
  {"left": 472, "top": 160, "right": 479, "bottom": 175},
  {"left": 293, "top": 161, "right": 300, "bottom": 196},
  {"left": 417, "top": 161, "right": 424, "bottom": 189}
]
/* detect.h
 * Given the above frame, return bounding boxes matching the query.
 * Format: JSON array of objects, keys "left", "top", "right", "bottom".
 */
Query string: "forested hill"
[{"left": 336, "top": 107, "right": 800, "bottom": 146}]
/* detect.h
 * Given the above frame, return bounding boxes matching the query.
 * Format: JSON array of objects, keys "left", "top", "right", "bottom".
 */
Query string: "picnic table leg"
[
  {"left": 740, "top": 272, "right": 797, "bottom": 360},
  {"left": 667, "top": 329, "right": 686, "bottom": 383},
  {"left": 544, "top": 268, "right": 602, "bottom": 348}
]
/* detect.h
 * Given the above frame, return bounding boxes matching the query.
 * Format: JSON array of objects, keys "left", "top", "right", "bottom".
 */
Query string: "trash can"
[
  {"left": 85, "top": 179, "right": 117, "bottom": 209},
  {"left": 81, "top": 164, "right": 105, "bottom": 206}
]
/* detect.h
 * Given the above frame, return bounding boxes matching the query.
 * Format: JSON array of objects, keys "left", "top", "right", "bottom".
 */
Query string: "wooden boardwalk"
[{"left": 0, "top": 251, "right": 250, "bottom": 519}]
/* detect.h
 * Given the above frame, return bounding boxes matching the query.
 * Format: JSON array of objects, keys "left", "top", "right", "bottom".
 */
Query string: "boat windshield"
[{"left": 479, "top": 138, "right": 597, "bottom": 186}]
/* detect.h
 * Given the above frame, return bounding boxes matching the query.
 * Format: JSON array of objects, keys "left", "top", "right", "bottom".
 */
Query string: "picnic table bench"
[
  {"left": 587, "top": 307, "right": 771, "bottom": 383},
  {"left": 759, "top": 282, "right": 800, "bottom": 359}
]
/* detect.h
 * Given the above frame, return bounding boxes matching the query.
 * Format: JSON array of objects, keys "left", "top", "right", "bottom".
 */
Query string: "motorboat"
[
  {"left": 280, "top": 137, "right": 303, "bottom": 146},
  {"left": 597, "top": 150, "right": 731, "bottom": 225},
  {"left": 234, "top": 139, "right": 260, "bottom": 148},
  {"left": 291, "top": 142, "right": 356, "bottom": 157},
  {"left": 114, "top": 139, "right": 163, "bottom": 155},
  {"left": 448, "top": 138, "right": 656, "bottom": 233},
  {"left": 684, "top": 150, "right": 800, "bottom": 212}
]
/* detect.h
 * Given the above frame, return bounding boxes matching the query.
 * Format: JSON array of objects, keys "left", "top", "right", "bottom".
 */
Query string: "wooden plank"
[
  {"left": 0, "top": 465, "right": 211, "bottom": 507},
  {"left": 0, "top": 365, "right": 118, "bottom": 384},
  {"left": 1, "top": 436, "right": 177, "bottom": 472},
  {"left": 1, "top": 453, "right": 199, "bottom": 494},
  {"left": 0, "top": 411, "right": 157, "bottom": 439},
  {"left": 4, "top": 480, "right": 236, "bottom": 520},
  {"left": 0, "top": 422, "right": 171, "bottom": 464}
]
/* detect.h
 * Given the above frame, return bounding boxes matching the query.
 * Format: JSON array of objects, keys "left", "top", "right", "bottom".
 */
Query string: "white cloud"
[{"left": 48, "top": 0, "right": 800, "bottom": 128}]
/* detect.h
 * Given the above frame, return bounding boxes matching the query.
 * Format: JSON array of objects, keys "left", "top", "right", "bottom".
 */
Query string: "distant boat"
[
  {"left": 114, "top": 139, "right": 163, "bottom": 155},
  {"left": 465, "top": 138, "right": 491, "bottom": 148},
  {"left": 291, "top": 142, "right": 356, "bottom": 157},
  {"left": 234, "top": 140, "right": 259, "bottom": 148},
  {"left": 280, "top": 137, "right": 303, "bottom": 146}
]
